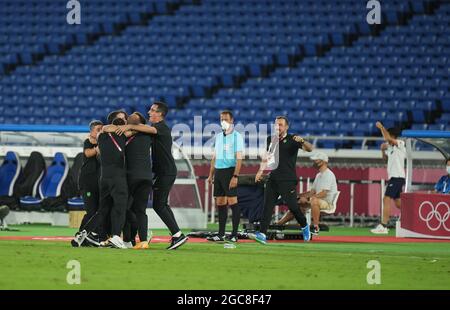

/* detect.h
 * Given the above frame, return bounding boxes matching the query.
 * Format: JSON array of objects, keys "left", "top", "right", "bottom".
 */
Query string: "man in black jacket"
[
  {"left": 115, "top": 102, "right": 188, "bottom": 250},
  {"left": 252, "top": 116, "right": 314, "bottom": 244},
  {"left": 122, "top": 112, "right": 153, "bottom": 249},
  {"left": 71, "top": 120, "right": 103, "bottom": 247},
  {"left": 97, "top": 111, "right": 129, "bottom": 249}
]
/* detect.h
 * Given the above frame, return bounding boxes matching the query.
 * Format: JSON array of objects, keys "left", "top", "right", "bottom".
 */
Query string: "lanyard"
[
  {"left": 222, "top": 131, "right": 236, "bottom": 159},
  {"left": 268, "top": 133, "right": 285, "bottom": 154},
  {"left": 125, "top": 136, "right": 135, "bottom": 146},
  {"left": 108, "top": 133, "right": 122, "bottom": 152}
]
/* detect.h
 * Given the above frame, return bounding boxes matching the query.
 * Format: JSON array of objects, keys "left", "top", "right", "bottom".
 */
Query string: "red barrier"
[
  {"left": 398, "top": 192, "right": 450, "bottom": 239},
  {"left": 193, "top": 164, "right": 445, "bottom": 217}
]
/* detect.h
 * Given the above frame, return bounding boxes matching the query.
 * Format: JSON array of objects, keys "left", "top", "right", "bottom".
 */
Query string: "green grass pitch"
[{"left": 0, "top": 224, "right": 449, "bottom": 290}]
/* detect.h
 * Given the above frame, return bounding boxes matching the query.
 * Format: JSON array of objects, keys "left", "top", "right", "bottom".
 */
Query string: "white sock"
[{"left": 173, "top": 231, "right": 182, "bottom": 238}]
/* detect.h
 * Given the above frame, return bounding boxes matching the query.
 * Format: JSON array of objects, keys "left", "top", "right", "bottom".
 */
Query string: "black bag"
[
  {"left": 41, "top": 196, "right": 67, "bottom": 212},
  {"left": 238, "top": 185, "right": 265, "bottom": 223},
  {"left": 0, "top": 195, "right": 19, "bottom": 210}
]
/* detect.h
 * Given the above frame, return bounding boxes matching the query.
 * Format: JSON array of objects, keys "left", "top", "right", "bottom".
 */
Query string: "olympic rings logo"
[{"left": 418, "top": 201, "right": 450, "bottom": 232}]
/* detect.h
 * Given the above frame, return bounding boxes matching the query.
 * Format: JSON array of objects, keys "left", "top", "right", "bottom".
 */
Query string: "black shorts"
[
  {"left": 385, "top": 177, "right": 405, "bottom": 199},
  {"left": 214, "top": 167, "right": 237, "bottom": 197}
]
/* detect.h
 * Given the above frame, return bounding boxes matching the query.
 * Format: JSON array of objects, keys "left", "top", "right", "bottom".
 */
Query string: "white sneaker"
[
  {"left": 370, "top": 224, "right": 389, "bottom": 234},
  {"left": 123, "top": 241, "right": 134, "bottom": 249},
  {"left": 109, "top": 235, "right": 128, "bottom": 249}
]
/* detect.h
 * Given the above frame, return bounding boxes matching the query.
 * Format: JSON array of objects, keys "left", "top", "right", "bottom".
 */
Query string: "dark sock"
[
  {"left": 230, "top": 204, "right": 240, "bottom": 236},
  {"left": 218, "top": 206, "right": 228, "bottom": 237},
  {"left": 122, "top": 222, "right": 131, "bottom": 243},
  {"left": 381, "top": 223, "right": 387, "bottom": 228}
]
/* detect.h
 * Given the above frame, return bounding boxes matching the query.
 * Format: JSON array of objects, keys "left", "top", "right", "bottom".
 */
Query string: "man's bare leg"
[
  {"left": 276, "top": 211, "right": 294, "bottom": 225},
  {"left": 310, "top": 197, "right": 321, "bottom": 227},
  {"left": 382, "top": 196, "right": 392, "bottom": 225},
  {"left": 276, "top": 203, "right": 310, "bottom": 225}
]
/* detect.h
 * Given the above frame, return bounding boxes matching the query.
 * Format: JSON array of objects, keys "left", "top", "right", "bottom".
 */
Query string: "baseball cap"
[{"left": 310, "top": 152, "right": 329, "bottom": 162}]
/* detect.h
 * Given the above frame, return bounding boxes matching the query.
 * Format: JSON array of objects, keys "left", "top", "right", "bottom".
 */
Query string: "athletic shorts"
[
  {"left": 384, "top": 177, "right": 405, "bottom": 199},
  {"left": 214, "top": 167, "right": 237, "bottom": 197},
  {"left": 316, "top": 198, "right": 332, "bottom": 211}
]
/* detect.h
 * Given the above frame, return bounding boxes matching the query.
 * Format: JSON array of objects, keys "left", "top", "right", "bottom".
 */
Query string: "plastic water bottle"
[
  {"left": 276, "top": 231, "right": 285, "bottom": 240},
  {"left": 224, "top": 243, "right": 236, "bottom": 249}
]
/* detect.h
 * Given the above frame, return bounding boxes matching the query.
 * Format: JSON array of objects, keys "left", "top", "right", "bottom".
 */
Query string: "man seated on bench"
[
  {"left": 434, "top": 158, "right": 450, "bottom": 194},
  {"left": 277, "top": 152, "right": 337, "bottom": 235}
]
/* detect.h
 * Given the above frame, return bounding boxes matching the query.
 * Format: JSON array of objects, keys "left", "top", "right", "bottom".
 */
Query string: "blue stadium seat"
[
  {"left": 0, "top": 151, "right": 21, "bottom": 196},
  {"left": 0, "top": 0, "right": 448, "bottom": 147},
  {"left": 20, "top": 152, "right": 69, "bottom": 206}
]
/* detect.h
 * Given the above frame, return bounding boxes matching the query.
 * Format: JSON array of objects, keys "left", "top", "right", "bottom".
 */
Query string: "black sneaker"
[
  {"left": 71, "top": 230, "right": 87, "bottom": 247},
  {"left": 206, "top": 235, "right": 225, "bottom": 243},
  {"left": 167, "top": 234, "right": 188, "bottom": 250},
  {"left": 84, "top": 232, "right": 101, "bottom": 247},
  {"left": 225, "top": 235, "right": 238, "bottom": 243}
]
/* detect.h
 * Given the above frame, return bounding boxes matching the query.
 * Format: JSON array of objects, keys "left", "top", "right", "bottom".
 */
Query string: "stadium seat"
[
  {"left": 66, "top": 153, "right": 85, "bottom": 211},
  {"left": 0, "top": 0, "right": 448, "bottom": 151},
  {"left": 20, "top": 152, "right": 68, "bottom": 211},
  {"left": 0, "top": 151, "right": 21, "bottom": 196},
  {"left": 67, "top": 197, "right": 85, "bottom": 211},
  {"left": 39, "top": 153, "right": 69, "bottom": 198}
]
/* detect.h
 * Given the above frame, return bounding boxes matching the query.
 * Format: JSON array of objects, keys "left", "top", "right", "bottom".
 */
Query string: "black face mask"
[{"left": 313, "top": 162, "right": 322, "bottom": 169}]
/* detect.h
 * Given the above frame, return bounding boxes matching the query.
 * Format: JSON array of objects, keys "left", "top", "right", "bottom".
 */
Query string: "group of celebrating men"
[{"left": 72, "top": 101, "right": 188, "bottom": 249}]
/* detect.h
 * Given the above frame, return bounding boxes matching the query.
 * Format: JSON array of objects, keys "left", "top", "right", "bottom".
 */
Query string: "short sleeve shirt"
[
  {"left": 267, "top": 134, "right": 303, "bottom": 182},
  {"left": 312, "top": 168, "right": 338, "bottom": 204},
  {"left": 386, "top": 140, "right": 406, "bottom": 179},
  {"left": 151, "top": 121, "right": 177, "bottom": 176},
  {"left": 214, "top": 131, "right": 244, "bottom": 169}
]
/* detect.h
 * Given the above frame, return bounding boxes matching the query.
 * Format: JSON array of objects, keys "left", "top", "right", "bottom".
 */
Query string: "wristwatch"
[{"left": 233, "top": 175, "right": 238, "bottom": 178}]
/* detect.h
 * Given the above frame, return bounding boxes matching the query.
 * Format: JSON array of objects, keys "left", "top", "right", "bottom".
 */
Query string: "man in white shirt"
[
  {"left": 304, "top": 152, "right": 337, "bottom": 235},
  {"left": 371, "top": 122, "right": 406, "bottom": 234},
  {"left": 276, "top": 152, "right": 337, "bottom": 235}
]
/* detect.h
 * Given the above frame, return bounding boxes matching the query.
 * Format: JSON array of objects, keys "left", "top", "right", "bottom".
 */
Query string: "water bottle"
[
  {"left": 276, "top": 230, "right": 284, "bottom": 240},
  {"left": 224, "top": 243, "right": 236, "bottom": 249}
]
